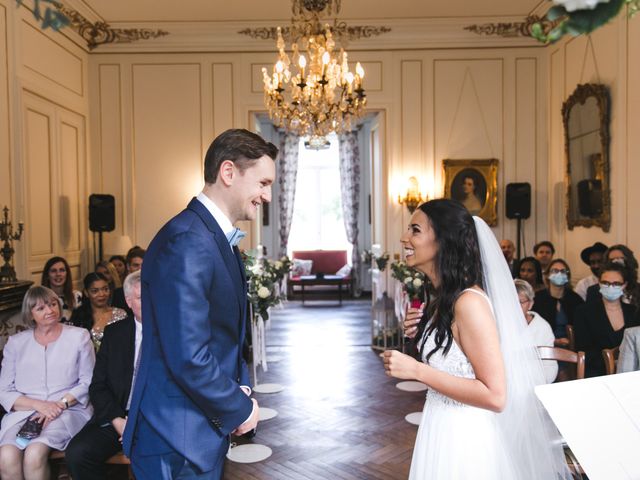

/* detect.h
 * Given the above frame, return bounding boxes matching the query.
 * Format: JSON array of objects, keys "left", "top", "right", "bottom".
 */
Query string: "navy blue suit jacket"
[{"left": 122, "top": 198, "right": 252, "bottom": 473}]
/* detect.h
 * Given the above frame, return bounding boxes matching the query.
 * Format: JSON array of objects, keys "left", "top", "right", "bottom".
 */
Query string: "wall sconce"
[{"left": 398, "top": 176, "right": 424, "bottom": 213}]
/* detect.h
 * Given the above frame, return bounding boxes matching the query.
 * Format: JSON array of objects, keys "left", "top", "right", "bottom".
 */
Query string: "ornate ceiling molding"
[
  {"left": 464, "top": 15, "right": 561, "bottom": 39},
  {"left": 238, "top": 23, "right": 391, "bottom": 42},
  {"left": 53, "top": 1, "right": 169, "bottom": 50}
]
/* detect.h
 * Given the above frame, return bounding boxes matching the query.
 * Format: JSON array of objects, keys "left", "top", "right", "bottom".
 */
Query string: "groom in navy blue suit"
[{"left": 123, "top": 129, "right": 278, "bottom": 479}]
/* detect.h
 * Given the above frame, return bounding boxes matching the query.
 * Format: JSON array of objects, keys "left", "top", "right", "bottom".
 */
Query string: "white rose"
[
  {"left": 249, "top": 263, "right": 263, "bottom": 275},
  {"left": 413, "top": 278, "right": 423, "bottom": 288},
  {"left": 257, "top": 286, "right": 270, "bottom": 298},
  {"left": 274, "top": 261, "right": 283, "bottom": 269},
  {"left": 553, "top": 0, "right": 609, "bottom": 11},
  {"left": 404, "top": 277, "right": 412, "bottom": 284}
]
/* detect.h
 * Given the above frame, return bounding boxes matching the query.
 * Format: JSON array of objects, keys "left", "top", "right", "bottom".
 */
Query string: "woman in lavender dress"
[{"left": 0, "top": 286, "right": 95, "bottom": 480}]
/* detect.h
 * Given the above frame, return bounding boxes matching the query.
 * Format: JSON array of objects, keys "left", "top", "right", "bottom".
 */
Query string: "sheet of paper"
[{"left": 535, "top": 371, "right": 640, "bottom": 480}]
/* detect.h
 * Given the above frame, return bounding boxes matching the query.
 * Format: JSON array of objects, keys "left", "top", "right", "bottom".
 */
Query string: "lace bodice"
[{"left": 419, "top": 289, "right": 491, "bottom": 406}]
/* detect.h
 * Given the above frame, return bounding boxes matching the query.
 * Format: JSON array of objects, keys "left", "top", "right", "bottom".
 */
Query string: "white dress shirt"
[
  {"left": 575, "top": 274, "right": 598, "bottom": 301},
  {"left": 528, "top": 311, "right": 559, "bottom": 383},
  {"left": 126, "top": 318, "right": 143, "bottom": 410}
]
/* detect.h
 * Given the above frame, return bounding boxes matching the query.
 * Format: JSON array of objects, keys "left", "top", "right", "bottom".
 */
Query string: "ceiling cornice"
[{"left": 87, "top": 16, "right": 544, "bottom": 54}]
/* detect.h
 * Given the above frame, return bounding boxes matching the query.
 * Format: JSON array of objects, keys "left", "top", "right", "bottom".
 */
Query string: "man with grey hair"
[
  {"left": 514, "top": 279, "right": 558, "bottom": 383},
  {"left": 65, "top": 270, "right": 142, "bottom": 480}
]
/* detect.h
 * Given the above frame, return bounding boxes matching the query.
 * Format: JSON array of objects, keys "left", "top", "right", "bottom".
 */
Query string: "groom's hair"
[{"left": 204, "top": 129, "right": 278, "bottom": 184}]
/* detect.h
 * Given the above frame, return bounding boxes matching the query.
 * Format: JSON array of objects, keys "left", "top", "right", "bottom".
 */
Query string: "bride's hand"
[
  {"left": 404, "top": 304, "right": 424, "bottom": 338},
  {"left": 382, "top": 350, "right": 418, "bottom": 380}
]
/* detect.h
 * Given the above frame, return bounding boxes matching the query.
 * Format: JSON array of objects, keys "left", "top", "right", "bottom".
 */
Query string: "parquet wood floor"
[{"left": 224, "top": 300, "right": 425, "bottom": 480}]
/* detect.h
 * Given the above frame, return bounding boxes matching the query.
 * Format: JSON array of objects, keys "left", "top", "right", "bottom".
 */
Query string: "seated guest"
[
  {"left": 499, "top": 239, "right": 518, "bottom": 278},
  {"left": 108, "top": 255, "right": 127, "bottom": 285},
  {"left": 586, "top": 244, "right": 639, "bottom": 307},
  {"left": 70, "top": 273, "right": 127, "bottom": 349},
  {"left": 66, "top": 271, "right": 143, "bottom": 480},
  {"left": 532, "top": 259, "right": 584, "bottom": 347},
  {"left": 515, "top": 279, "right": 558, "bottom": 383},
  {"left": 95, "top": 261, "right": 122, "bottom": 290},
  {"left": 0, "top": 286, "right": 94, "bottom": 480},
  {"left": 517, "top": 256, "right": 545, "bottom": 292},
  {"left": 618, "top": 325, "right": 640, "bottom": 373},
  {"left": 41, "top": 256, "right": 82, "bottom": 322},
  {"left": 533, "top": 240, "right": 555, "bottom": 274},
  {"left": 111, "top": 248, "right": 145, "bottom": 312},
  {"left": 575, "top": 242, "right": 607, "bottom": 301},
  {"left": 574, "top": 262, "right": 640, "bottom": 377}
]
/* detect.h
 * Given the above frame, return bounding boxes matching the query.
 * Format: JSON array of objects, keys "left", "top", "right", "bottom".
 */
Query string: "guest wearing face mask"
[
  {"left": 574, "top": 262, "right": 640, "bottom": 377},
  {"left": 532, "top": 259, "right": 584, "bottom": 347},
  {"left": 586, "top": 244, "right": 639, "bottom": 308}
]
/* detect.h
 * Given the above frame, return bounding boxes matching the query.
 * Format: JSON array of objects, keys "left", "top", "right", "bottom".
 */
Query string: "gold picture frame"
[{"left": 443, "top": 159, "right": 499, "bottom": 226}]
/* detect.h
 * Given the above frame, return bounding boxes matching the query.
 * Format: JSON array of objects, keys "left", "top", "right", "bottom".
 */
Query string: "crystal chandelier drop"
[{"left": 262, "top": 0, "right": 367, "bottom": 138}]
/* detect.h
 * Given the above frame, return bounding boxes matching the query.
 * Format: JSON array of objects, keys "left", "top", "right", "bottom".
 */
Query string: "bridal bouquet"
[
  {"left": 390, "top": 260, "right": 426, "bottom": 307},
  {"left": 533, "top": 0, "right": 639, "bottom": 42}
]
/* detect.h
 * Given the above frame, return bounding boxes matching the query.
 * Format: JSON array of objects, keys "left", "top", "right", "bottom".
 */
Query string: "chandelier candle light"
[{"left": 261, "top": 0, "right": 367, "bottom": 138}]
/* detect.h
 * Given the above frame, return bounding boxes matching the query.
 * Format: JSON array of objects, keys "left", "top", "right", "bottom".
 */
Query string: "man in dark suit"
[
  {"left": 123, "top": 129, "right": 277, "bottom": 479},
  {"left": 65, "top": 270, "right": 143, "bottom": 479}
]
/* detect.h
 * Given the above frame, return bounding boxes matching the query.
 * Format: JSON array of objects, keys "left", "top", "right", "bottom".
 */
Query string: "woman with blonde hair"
[{"left": 0, "top": 286, "right": 94, "bottom": 480}]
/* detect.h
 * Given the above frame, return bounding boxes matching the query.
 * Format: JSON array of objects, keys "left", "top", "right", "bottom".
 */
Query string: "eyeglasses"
[
  {"left": 549, "top": 268, "right": 568, "bottom": 275},
  {"left": 88, "top": 286, "right": 110, "bottom": 295},
  {"left": 518, "top": 299, "right": 531, "bottom": 305},
  {"left": 600, "top": 281, "right": 624, "bottom": 288}
]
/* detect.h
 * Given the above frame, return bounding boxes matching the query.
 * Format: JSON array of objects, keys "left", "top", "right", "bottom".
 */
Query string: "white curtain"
[
  {"left": 277, "top": 132, "right": 300, "bottom": 257},
  {"left": 339, "top": 131, "right": 362, "bottom": 296}
]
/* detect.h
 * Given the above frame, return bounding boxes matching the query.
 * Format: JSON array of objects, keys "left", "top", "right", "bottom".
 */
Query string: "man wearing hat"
[{"left": 575, "top": 242, "right": 608, "bottom": 300}]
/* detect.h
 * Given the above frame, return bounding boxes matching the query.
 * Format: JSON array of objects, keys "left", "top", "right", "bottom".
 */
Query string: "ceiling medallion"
[
  {"left": 242, "top": 0, "right": 389, "bottom": 137},
  {"left": 464, "top": 15, "right": 562, "bottom": 38}
]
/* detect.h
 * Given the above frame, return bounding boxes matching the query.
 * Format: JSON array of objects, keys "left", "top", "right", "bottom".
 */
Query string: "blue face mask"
[
  {"left": 600, "top": 284, "right": 624, "bottom": 301},
  {"left": 548, "top": 272, "right": 569, "bottom": 286}
]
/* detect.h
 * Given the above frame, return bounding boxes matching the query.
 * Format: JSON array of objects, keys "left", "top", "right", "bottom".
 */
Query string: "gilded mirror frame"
[{"left": 562, "top": 83, "right": 611, "bottom": 232}]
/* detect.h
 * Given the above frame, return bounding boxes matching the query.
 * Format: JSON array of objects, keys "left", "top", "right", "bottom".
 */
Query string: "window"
[{"left": 288, "top": 134, "right": 350, "bottom": 258}]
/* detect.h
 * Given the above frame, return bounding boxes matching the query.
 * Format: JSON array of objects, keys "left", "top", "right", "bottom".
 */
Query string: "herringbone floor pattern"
[{"left": 224, "top": 300, "right": 425, "bottom": 480}]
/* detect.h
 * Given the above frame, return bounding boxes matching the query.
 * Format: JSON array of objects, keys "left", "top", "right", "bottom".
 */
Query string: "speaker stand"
[
  {"left": 516, "top": 217, "right": 523, "bottom": 260},
  {"left": 98, "top": 231, "right": 104, "bottom": 262}
]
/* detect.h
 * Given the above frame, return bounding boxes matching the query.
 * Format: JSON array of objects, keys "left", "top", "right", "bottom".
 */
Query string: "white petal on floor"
[
  {"left": 226, "top": 444, "right": 272, "bottom": 463},
  {"left": 405, "top": 412, "right": 422, "bottom": 425},
  {"left": 253, "top": 383, "right": 284, "bottom": 394},
  {"left": 396, "top": 381, "right": 427, "bottom": 392},
  {"left": 259, "top": 407, "right": 278, "bottom": 421}
]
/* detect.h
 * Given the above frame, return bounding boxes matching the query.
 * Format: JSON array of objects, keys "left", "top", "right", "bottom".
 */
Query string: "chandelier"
[{"left": 261, "top": 0, "right": 368, "bottom": 138}]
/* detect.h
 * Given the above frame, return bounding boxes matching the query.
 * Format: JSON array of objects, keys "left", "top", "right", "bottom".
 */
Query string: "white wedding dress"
[{"left": 409, "top": 289, "right": 517, "bottom": 479}]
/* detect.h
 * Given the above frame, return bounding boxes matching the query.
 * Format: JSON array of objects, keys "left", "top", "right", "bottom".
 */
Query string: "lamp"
[
  {"left": 398, "top": 177, "right": 424, "bottom": 213},
  {"left": 260, "top": 0, "right": 370, "bottom": 138}
]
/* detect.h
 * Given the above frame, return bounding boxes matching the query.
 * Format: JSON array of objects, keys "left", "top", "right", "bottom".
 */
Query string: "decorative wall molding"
[
  {"left": 55, "top": 3, "right": 169, "bottom": 50},
  {"left": 464, "top": 15, "right": 561, "bottom": 39},
  {"left": 87, "top": 17, "right": 544, "bottom": 54},
  {"left": 238, "top": 24, "right": 391, "bottom": 42}
]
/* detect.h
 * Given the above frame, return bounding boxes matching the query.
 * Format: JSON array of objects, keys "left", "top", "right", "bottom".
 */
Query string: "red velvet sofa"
[{"left": 289, "top": 250, "right": 351, "bottom": 303}]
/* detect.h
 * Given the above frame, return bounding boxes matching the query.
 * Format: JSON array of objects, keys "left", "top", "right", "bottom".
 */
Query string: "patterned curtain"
[
  {"left": 339, "top": 131, "right": 362, "bottom": 296},
  {"left": 277, "top": 132, "right": 300, "bottom": 257}
]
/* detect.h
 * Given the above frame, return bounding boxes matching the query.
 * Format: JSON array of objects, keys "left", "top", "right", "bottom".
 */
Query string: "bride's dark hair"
[{"left": 414, "top": 199, "right": 484, "bottom": 361}]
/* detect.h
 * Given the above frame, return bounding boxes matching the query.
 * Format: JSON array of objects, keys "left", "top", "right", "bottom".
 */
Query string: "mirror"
[{"left": 562, "top": 83, "right": 610, "bottom": 231}]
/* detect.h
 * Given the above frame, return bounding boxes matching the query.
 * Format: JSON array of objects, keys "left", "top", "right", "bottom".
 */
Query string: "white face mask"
[
  {"left": 600, "top": 284, "right": 624, "bottom": 302},
  {"left": 548, "top": 272, "right": 568, "bottom": 287}
]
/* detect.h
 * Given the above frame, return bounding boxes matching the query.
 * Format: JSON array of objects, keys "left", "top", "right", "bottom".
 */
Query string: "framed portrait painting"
[{"left": 443, "top": 159, "right": 498, "bottom": 226}]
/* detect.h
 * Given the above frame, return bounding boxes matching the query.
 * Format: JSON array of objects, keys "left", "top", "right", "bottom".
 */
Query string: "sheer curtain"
[
  {"left": 339, "top": 131, "right": 362, "bottom": 296},
  {"left": 277, "top": 132, "right": 300, "bottom": 257}
]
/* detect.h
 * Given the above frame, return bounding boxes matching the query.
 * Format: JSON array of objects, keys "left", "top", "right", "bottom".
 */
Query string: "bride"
[{"left": 382, "top": 199, "right": 570, "bottom": 479}]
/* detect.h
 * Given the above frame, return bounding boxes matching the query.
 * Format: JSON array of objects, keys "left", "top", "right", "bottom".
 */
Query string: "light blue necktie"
[{"left": 226, "top": 228, "right": 246, "bottom": 247}]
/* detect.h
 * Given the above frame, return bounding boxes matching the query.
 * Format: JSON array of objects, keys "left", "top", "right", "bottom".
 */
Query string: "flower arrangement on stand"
[
  {"left": 532, "top": 0, "right": 639, "bottom": 43},
  {"left": 246, "top": 257, "right": 285, "bottom": 322},
  {"left": 362, "top": 249, "right": 390, "bottom": 272}
]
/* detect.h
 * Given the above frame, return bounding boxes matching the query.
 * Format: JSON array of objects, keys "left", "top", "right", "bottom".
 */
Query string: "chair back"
[
  {"left": 602, "top": 346, "right": 620, "bottom": 375},
  {"left": 537, "top": 346, "right": 585, "bottom": 380},
  {"left": 566, "top": 324, "right": 576, "bottom": 351}
]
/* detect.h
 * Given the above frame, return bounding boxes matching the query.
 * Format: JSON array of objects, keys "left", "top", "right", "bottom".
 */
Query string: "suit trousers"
[
  {"left": 65, "top": 422, "right": 124, "bottom": 480},
  {"left": 130, "top": 414, "right": 224, "bottom": 480}
]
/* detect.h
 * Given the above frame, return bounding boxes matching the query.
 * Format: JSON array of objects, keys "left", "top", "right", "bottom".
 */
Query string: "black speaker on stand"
[
  {"left": 89, "top": 194, "right": 115, "bottom": 265},
  {"left": 505, "top": 183, "right": 531, "bottom": 260}
]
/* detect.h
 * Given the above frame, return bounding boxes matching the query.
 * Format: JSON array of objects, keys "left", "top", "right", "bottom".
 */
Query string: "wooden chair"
[
  {"left": 537, "top": 346, "right": 585, "bottom": 380},
  {"left": 565, "top": 324, "right": 576, "bottom": 351},
  {"left": 50, "top": 450, "right": 134, "bottom": 479},
  {"left": 602, "top": 346, "right": 620, "bottom": 375}
]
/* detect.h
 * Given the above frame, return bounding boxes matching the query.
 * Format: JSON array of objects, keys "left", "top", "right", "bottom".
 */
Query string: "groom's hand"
[{"left": 233, "top": 398, "right": 259, "bottom": 436}]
